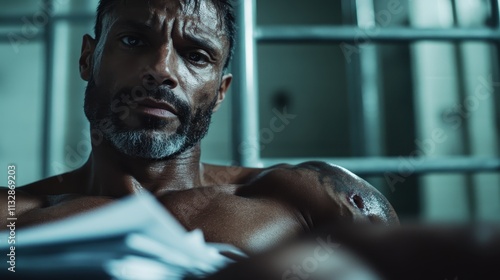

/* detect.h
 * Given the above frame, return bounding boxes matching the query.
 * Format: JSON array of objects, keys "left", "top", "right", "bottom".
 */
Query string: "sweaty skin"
[
  {"left": 0, "top": 0, "right": 398, "bottom": 256},
  {"left": 1, "top": 161, "right": 398, "bottom": 255}
]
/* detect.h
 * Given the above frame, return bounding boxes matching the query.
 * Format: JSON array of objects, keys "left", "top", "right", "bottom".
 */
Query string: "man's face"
[{"left": 80, "top": 0, "right": 232, "bottom": 159}]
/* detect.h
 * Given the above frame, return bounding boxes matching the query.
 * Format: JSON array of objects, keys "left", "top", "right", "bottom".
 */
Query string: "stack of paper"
[{"left": 0, "top": 192, "right": 245, "bottom": 279}]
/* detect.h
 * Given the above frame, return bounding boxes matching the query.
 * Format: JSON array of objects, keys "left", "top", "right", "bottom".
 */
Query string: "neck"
[{"left": 80, "top": 139, "right": 203, "bottom": 197}]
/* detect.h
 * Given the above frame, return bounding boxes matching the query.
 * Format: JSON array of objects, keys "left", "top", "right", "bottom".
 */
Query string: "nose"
[{"left": 143, "top": 46, "right": 179, "bottom": 89}]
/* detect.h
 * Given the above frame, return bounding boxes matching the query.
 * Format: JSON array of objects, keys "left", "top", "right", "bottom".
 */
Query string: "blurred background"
[{"left": 0, "top": 0, "right": 499, "bottom": 223}]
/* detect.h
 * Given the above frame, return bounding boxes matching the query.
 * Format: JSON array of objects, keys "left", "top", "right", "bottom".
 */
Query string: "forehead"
[{"left": 107, "top": 0, "right": 225, "bottom": 36}]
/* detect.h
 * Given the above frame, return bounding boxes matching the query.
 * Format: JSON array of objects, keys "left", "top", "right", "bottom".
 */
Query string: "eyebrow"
[
  {"left": 112, "top": 19, "right": 154, "bottom": 32},
  {"left": 183, "top": 33, "right": 220, "bottom": 57}
]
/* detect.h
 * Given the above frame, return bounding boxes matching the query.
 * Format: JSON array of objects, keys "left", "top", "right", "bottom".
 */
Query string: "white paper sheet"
[{"left": 0, "top": 192, "right": 246, "bottom": 279}]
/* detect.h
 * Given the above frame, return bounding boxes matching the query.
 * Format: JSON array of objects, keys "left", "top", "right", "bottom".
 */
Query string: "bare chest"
[{"left": 158, "top": 185, "right": 306, "bottom": 254}]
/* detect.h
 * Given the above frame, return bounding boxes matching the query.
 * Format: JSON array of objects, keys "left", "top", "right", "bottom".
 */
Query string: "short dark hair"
[{"left": 94, "top": 0, "right": 236, "bottom": 69}]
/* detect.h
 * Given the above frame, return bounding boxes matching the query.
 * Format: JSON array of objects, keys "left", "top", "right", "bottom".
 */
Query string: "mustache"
[
  {"left": 118, "top": 86, "right": 187, "bottom": 109},
  {"left": 113, "top": 86, "right": 191, "bottom": 119}
]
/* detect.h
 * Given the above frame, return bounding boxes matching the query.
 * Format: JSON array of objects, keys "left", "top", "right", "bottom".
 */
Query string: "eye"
[
  {"left": 120, "top": 36, "right": 145, "bottom": 47},
  {"left": 186, "top": 51, "right": 209, "bottom": 65}
]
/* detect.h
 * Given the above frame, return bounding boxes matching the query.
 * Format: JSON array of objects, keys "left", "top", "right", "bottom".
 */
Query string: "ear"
[
  {"left": 213, "top": 73, "right": 232, "bottom": 112},
  {"left": 79, "top": 34, "right": 96, "bottom": 81}
]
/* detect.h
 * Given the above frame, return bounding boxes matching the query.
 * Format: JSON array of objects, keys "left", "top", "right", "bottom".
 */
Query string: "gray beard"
[
  {"left": 84, "top": 78, "right": 216, "bottom": 160},
  {"left": 103, "top": 127, "right": 187, "bottom": 159}
]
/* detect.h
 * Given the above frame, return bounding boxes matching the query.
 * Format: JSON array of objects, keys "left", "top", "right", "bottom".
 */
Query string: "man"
[
  {"left": 0, "top": 0, "right": 398, "bottom": 255},
  {"left": 3, "top": 1, "right": 500, "bottom": 279}
]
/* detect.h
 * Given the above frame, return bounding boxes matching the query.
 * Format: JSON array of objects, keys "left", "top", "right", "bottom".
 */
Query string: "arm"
[
  {"left": 325, "top": 223, "right": 500, "bottom": 280},
  {"left": 206, "top": 223, "right": 500, "bottom": 280},
  {"left": 303, "top": 161, "right": 399, "bottom": 226},
  {"left": 241, "top": 161, "right": 399, "bottom": 228},
  {"left": 210, "top": 162, "right": 500, "bottom": 279}
]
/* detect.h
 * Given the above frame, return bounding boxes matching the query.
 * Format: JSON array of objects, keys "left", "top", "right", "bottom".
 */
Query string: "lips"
[{"left": 135, "top": 98, "right": 178, "bottom": 118}]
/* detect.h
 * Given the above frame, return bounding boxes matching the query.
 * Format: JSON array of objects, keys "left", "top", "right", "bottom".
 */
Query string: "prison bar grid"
[{"left": 231, "top": 0, "right": 500, "bottom": 175}]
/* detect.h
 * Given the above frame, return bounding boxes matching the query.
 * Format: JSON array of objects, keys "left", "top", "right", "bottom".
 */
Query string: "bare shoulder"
[
  {"left": 202, "top": 163, "right": 264, "bottom": 185},
  {"left": 236, "top": 161, "right": 399, "bottom": 226},
  {"left": 0, "top": 169, "right": 114, "bottom": 228},
  {"left": 1, "top": 171, "right": 64, "bottom": 215},
  {"left": 0, "top": 169, "right": 89, "bottom": 227},
  {"left": 18, "top": 170, "right": 83, "bottom": 196},
  {"left": 0, "top": 186, "right": 47, "bottom": 227}
]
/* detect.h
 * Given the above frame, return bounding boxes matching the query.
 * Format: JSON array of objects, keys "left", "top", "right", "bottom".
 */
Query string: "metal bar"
[
  {"left": 0, "top": 15, "right": 36, "bottom": 25},
  {"left": 41, "top": 0, "right": 55, "bottom": 177},
  {"left": 451, "top": 0, "right": 476, "bottom": 220},
  {"left": 356, "top": 0, "right": 384, "bottom": 157},
  {"left": 2, "top": 16, "right": 499, "bottom": 43},
  {"left": 52, "top": 14, "right": 94, "bottom": 22},
  {"left": 490, "top": 0, "right": 500, "bottom": 28},
  {"left": 260, "top": 157, "right": 500, "bottom": 175},
  {"left": 0, "top": 32, "right": 44, "bottom": 42},
  {"left": 341, "top": 0, "right": 366, "bottom": 156},
  {"left": 2, "top": 13, "right": 499, "bottom": 42},
  {"left": 0, "top": 13, "right": 94, "bottom": 25},
  {"left": 0, "top": 14, "right": 93, "bottom": 44},
  {"left": 495, "top": 0, "right": 500, "bottom": 143},
  {"left": 255, "top": 26, "right": 500, "bottom": 43},
  {"left": 231, "top": 0, "right": 261, "bottom": 166}
]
